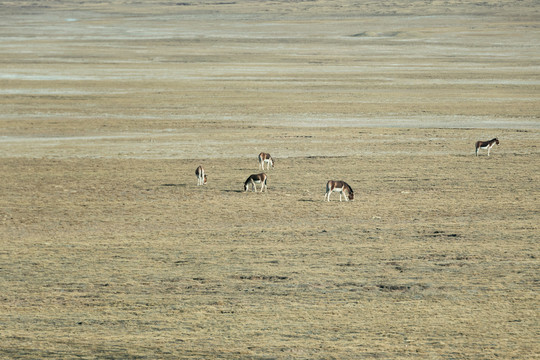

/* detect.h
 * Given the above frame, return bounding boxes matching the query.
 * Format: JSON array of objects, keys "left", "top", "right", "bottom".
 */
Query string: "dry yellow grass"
[{"left": 1, "top": 0, "right": 539, "bottom": 359}]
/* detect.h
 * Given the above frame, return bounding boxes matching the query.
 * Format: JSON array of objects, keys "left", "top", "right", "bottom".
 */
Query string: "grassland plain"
[{"left": 1, "top": 0, "right": 539, "bottom": 359}]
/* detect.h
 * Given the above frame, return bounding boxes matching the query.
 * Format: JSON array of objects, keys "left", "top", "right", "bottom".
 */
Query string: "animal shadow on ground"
[
  {"left": 222, "top": 189, "right": 245, "bottom": 193},
  {"left": 161, "top": 183, "right": 187, "bottom": 187}
]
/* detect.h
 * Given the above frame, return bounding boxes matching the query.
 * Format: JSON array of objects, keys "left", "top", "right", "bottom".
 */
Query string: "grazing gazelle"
[
  {"left": 195, "top": 165, "right": 207, "bottom": 186},
  {"left": 244, "top": 173, "right": 267, "bottom": 192},
  {"left": 325, "top": 180, "right": 354, "bottom": 202},
  {"left": 258, "top": 152, "right": 274, "bottom": 170},
  {"left": 475, "top": 138, "right": 499, "bottom": 156}
]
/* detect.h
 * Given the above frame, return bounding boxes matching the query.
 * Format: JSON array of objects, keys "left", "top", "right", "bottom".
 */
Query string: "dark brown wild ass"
[
  {"left": 244, "top": 173, "right": 267, "bottom": 192},
  {"left": 258, "top": 152, "right": 274, "bottom": 170},
  {"left": 475, "top": 138, "right": 499, "bottom": 156},
  {"left": 195, "top": 165, "right": 207, "bottom": 186},
  {"left": 325, "top": 180, "right": 354, "bottom": 202}
]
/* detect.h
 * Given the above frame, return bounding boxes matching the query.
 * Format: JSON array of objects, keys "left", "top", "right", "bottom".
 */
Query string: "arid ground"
[{"left": 1, "top": 1, "right": 539, "bottom": 359}]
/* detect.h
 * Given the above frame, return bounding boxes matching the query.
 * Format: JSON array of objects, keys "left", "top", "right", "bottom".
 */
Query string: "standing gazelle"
[
  {"left": 258, "top": 152, "right": 274, "bottom": 170},
  {"left": 244, "top": 173, "right": 267, "bottom": 192},
  {"left": 325, "top": 180, "right": 354, "bottom": 202},
  {"left": 195, "top": 165, "right": 207, "bottom": 186},
  {"left": 475, "top": 138, "right": 499, "bottom": 156}
]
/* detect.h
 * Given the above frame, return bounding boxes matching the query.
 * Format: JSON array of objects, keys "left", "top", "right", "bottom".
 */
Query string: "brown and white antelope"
[
  {"left": 475, "top": 138, "right": 499, "bottom": 156},
  {"left": 258, "top": 152, "right": 274, "bottom": 170},
  {"left": 244, "top": 173, "right": 267, "bottom": 192},
  {"left": 325, "top": 180, "right": 354, "bottom": 202},
  {"left": 195, "top": 165, "right": 207, "bottom": 186}
]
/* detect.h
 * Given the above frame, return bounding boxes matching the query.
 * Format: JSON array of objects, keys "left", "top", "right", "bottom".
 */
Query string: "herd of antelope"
[{"left": 195, "top": 139, "right": 499, "bottom": 201}]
